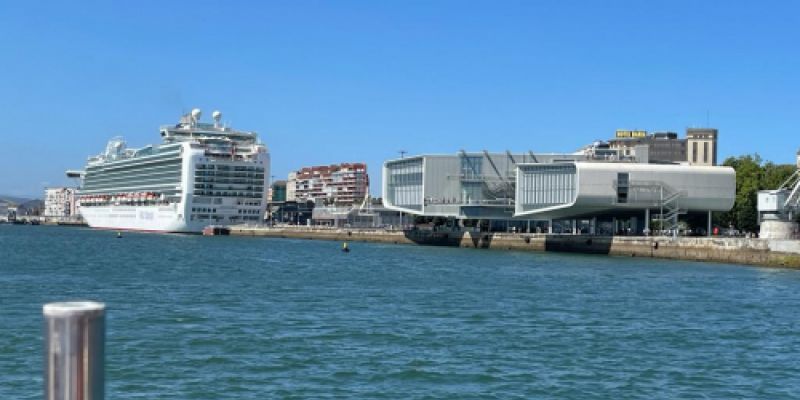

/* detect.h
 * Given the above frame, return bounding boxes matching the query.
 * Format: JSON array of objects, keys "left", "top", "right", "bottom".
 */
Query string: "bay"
[{"left": 2, "top": 225, "right": 799, "bottom": 398}]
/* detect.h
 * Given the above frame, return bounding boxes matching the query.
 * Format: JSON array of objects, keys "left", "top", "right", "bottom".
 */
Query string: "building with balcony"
[
  {"left": 44, "top": 187, "right": 78, "bottom": 220},
  {"left": 287, "top": 163, "right": 369, "bottom": 206}
]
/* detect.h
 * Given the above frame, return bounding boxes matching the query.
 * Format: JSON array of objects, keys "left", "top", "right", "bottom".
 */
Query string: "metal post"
[{"left": 43, "top": 301, "right": 105, "bottom": 400}]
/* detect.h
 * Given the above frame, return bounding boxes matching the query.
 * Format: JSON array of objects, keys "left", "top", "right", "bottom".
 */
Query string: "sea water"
[{"left": 2, "top": 225, "right": 799, "bottom": 398}]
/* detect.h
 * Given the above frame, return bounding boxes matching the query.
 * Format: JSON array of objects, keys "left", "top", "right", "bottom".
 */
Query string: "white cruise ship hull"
[{"left": 80, "top": 205, "right": 205, "bottom": 233}]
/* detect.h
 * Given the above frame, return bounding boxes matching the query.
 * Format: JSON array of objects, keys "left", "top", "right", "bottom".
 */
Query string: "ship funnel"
[
  {"left": 191, "top": 108, "right": 202, "bottom": 124},
  {"left": 212, "top": 110, "right": 222, "bottom": 127}
]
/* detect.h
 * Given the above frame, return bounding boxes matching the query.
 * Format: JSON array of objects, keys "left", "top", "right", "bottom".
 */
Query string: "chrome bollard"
[{"left": 43, "top": 301, "right": 105, "bottom": 400}]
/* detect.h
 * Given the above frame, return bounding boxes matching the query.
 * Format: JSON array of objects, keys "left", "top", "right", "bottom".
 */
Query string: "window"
[
  {"left": 703, "top": 142, "right": 708, "bottom": 163},
  {"left": 692, "top": 142, "right": 698, "bottom": 163},
  {"left": 617, "top": 173, "right": 629, "bottom": 204},
  {"left": 461, "top": 155, "right": 482, "bottom": 179}
]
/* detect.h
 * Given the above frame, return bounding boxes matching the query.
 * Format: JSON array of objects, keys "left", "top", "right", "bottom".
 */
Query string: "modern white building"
[
  {"left": 383, "top": 151, "right": 597, "bottom": 219},
  {"left": 516, "top": 162, "right": 735, "bottom": 233},
  {"left": 383, "top": 151, "right": 736, "bottom": 235}
]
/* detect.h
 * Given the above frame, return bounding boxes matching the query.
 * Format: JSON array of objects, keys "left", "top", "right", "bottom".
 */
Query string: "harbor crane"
[{"left": 757, "top": 148, "right": 800, "bottom": 239}]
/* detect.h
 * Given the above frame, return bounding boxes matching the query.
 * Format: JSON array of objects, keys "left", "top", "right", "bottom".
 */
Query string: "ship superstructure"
[{"left": 74, "top": 109, "right": 269, "bottom": 233}]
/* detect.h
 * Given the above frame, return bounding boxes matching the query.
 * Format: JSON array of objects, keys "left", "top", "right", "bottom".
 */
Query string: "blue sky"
[{"left": 0, "top": 1, "right": 798, "bottom": 198}]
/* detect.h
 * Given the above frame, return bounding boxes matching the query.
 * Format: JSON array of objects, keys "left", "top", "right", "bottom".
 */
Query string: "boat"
[{"left": 70, "top": 109, "right": 270, "bottom": 233}]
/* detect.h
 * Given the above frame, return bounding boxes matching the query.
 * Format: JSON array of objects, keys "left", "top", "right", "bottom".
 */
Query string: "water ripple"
[{"left": 1, "top": 225, "right": 800, "bottom": 399}]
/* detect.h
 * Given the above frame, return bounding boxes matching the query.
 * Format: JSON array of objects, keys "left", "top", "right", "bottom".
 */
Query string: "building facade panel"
[
  {"left": 383, "top": 152, "right": 591, "bottom": 218},
  {"left": 517, "top": 164, "right": 577, "bottom": 212},
  {"left": 384, "top": 158, "right": 424, "bottom": 211}
]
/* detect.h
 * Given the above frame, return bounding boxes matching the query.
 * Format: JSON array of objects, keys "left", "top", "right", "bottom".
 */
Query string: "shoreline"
[{"left": 230, "top": 226, "right": 800, "bottom": 269}]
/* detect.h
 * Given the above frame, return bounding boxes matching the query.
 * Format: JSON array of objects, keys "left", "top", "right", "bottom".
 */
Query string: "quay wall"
[{"left": 229, "top": 226, "right": 800, "bottom": 269}]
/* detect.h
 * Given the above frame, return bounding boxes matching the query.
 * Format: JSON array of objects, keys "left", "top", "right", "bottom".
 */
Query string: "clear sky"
[{"left": 1, "top": 1, "right": 798, "bottom": 198}]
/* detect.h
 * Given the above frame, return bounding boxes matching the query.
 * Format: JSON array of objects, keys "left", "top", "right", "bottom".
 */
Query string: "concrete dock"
[{"left": 230, "top": 226, "right": 800, "bottom": 269}]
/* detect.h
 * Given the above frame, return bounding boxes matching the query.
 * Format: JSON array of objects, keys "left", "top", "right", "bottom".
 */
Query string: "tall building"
[
  {"left": 44, "top": 187, "right": 77, "bottom": 219},
  {"left": 286, "top": 172, "right": 297, "bottom": 201},
  {"left": 287, "top": 163, "right": 369, "bottom": 206},
  {"left": 686, "top": 128, "right": 718, "bottom": 166},
  {"left": 608, "top": 130, "right": 687, "bottom": 163}
]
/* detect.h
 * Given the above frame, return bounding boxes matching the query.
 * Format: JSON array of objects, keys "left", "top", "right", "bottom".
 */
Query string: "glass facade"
[
  {"left": 517, "top": 164, "right": 577, "bottom": 211},
  {"left": 386, "top": 158, "right": 423, "bottom": 210},
  {"left": 460, "top": 155, "right": 483, "bottom": 179}
]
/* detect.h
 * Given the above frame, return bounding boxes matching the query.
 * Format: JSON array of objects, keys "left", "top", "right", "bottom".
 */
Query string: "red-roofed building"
[{"left": 287, "top": 163, "right": 368, "bottom": 206}]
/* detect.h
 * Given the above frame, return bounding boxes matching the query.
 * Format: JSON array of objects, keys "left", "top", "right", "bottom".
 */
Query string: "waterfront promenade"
[{"left": 230, "top": 225, "right": 800, "bottom": 269}]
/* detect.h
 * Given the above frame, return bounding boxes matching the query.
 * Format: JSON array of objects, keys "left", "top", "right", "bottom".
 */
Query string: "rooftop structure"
[
  {"left": 608, "top": 131, "right": 686, "bottom": 164},
  {"left": 686, "top": 128, "right": 718, "bottom": 166},
  {"left": 606, "top": 128, "right": 719, "bottom": 166}
]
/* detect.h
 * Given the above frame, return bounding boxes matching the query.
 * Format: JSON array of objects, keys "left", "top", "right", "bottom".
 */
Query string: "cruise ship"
[{"left": 71, "top": 109, "right": 269, "bottom": 233}]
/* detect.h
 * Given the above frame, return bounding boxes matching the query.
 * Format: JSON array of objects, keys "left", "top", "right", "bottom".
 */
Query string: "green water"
[{"left": 2, "top": 225, "right": 800, "bottom": 398}]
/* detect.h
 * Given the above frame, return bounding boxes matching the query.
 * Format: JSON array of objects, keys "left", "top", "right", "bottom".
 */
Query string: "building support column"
[
  {"left": 590, "top": 217, "right": 597, "bottom": 235},
  {"left": 572, "top": 219, "right": 577, "bottom": 235},
  {"left": 644, "top": 208, "right": 650, "bottom": 236},
  {"left": 707, "top": 210, "right": 712, "bottom": 237}
]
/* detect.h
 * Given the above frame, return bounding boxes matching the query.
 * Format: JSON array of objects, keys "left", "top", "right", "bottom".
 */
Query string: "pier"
[{"left": 230, "top": 226, "right": 800, "bottom": 268}]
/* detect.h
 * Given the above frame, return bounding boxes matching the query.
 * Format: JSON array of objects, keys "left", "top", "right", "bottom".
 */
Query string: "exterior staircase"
[
  {"left": 655, "top": 184, "right": 686, "bottom": 238},
  {"left": 614, "top": 179, "right": 686, "bottom": 238}
]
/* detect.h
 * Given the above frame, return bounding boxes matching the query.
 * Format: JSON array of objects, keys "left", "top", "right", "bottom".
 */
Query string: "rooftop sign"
[{"left": 615, "top": 130, "right": 647, "bottom": 138}]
